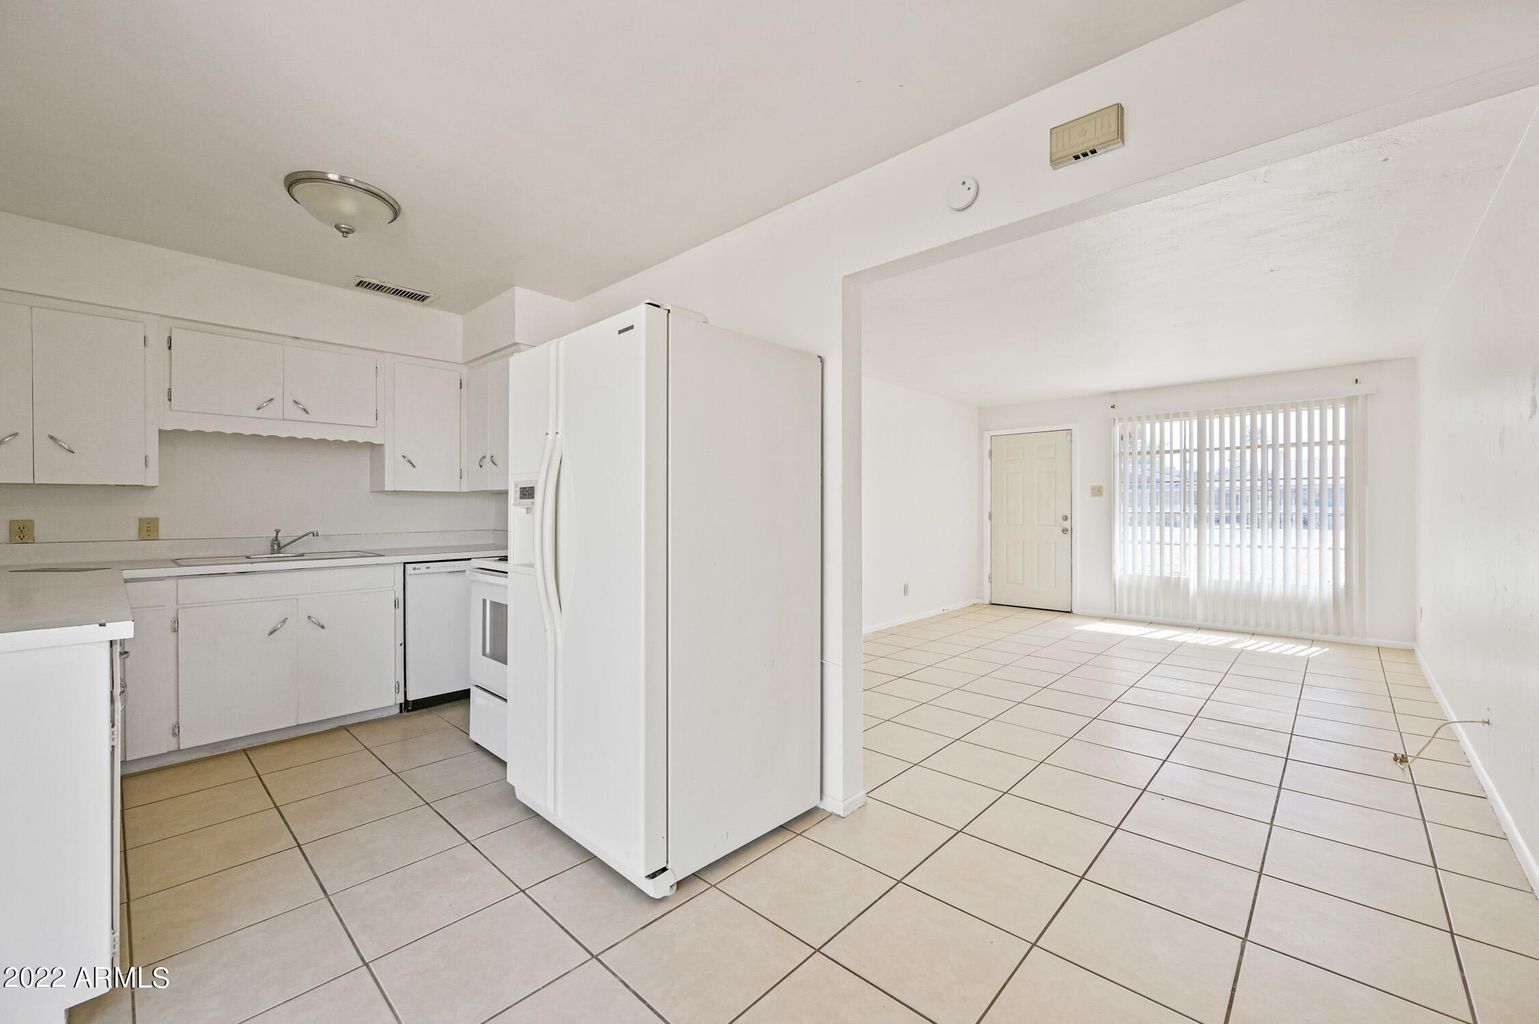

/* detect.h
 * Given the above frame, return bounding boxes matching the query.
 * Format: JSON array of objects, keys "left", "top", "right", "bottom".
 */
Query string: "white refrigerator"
[{"left": 506, "top": 303, "right": 822, "bottom": 897}]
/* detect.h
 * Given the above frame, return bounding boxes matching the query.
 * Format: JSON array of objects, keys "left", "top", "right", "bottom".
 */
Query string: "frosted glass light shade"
[{"left": 284, "top": 171, "right": 400, "bottom": 237}]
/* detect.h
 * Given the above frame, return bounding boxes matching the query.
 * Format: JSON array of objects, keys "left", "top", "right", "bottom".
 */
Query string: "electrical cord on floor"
[{"left": 1391, "top": 719, "right": 1490, "bottom": 769}]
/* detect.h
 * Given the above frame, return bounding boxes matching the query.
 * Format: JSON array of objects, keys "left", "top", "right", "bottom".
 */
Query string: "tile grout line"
[
  {"left": 233, "top": 746, "right": 407, "bottom": 1024},
  {"left": 967, "top": 623, "right": 1263, "bottom": 1023},
  {"left": 1378, "top": 645, "right": 1483, "bottom": 1024},
  {"left": 1218, "top": 629, "right": 1309, "bottom": 1024}
]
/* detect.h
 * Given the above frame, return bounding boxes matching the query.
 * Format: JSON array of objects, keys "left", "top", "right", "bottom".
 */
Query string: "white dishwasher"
[{"left": 404, "top": 560, "right": 472, "bottom": 709}]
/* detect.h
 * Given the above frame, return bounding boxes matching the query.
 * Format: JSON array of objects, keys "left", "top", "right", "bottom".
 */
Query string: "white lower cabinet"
[
  {"left": 173, "top": 566, "right": 399, "bottom": 750},
  {"left": 178, "top": 597, "right": 299, "bottom": 749},
  {"left": 124, "top": 581, "right": 179, "bottom": 761},
  {"left": 295, "top": 589, "right": 397, "bottom": 722}
]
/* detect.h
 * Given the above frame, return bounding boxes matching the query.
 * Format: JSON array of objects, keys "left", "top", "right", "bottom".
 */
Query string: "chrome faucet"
[{"left": 270, "top": 529, "right": 320, "bottom": 554}]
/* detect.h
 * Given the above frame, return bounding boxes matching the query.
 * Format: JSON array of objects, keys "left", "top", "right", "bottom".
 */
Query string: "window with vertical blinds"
[{"left": 1113, "top": 397, "right": 1363, "bottom": 638}]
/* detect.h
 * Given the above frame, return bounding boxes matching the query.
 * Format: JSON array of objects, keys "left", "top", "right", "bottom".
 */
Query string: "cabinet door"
[
  {"left": 123, "top": 605, "right": 178, "bottom": 760},
  {"left": 486, "top": 357, "right": 510, "bottom": 491},
  {"left": 169, "top": 328, "right": 284, "bottom": 419},
  {"left": 32, "top": 308, "right": 146, "bottom": 485},
  {"left": 507, "top": 344, "right": 551, "bottom": 481},
  {"left": 0, "top": 301, "right": 32, "bottom": 483},
  {"left": 285, "top": 346, "right": 378, "bottom": 427},
  {"left": 177, "top": 599, "right": 297, "bottom": 748},
  {"left": 464, "top": 362, "right": 491, "bottom": 491},
  {"left": 391, "top": 362, "right": 462, "bottom": 491},
  {"left": 295, "top": 589, "right": 397, "bottom": 723}
]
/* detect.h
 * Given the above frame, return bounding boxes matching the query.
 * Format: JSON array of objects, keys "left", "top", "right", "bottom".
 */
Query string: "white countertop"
[
  {"left": 0, "top": 543, "right": 503, "bottom": 652},
  {"left": 0, "top": 569, "right": 134, "bottom": 653}
]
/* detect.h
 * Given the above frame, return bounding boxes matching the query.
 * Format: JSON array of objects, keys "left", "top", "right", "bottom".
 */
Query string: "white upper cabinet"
[
  {"left": 283, "top": 346, "right": 378, "bottom": 427},
  {"left": 465, "top": 357, "right": 509, "bottom": 491},
  {"left": 32, "top": 308, "right": 149, "bottom": 485},
  {"left": 373, "top": 358, "right": 463, "bottom": 491},
  {"left": 169, "top": 328, "right": 284, "bottom": 419},
  {"left": 507, "top": 343, "right": 551, "bottom": 481},
  {"left": 162, "top": 323, "right": 383, "bottom": 443},
  {"left": 0, "top": 301, "right": 32, "bottom": 483}
]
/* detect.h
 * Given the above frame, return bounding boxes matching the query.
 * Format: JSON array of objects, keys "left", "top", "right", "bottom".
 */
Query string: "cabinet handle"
[
  {"left": 266, "top": 616, "right": 288, "bottom": 636},
  {"left": 400, "top": 454, "right": 416, "bottom": 469},
  {"left": 291, "top": 399, "right": 311, "bottom": 415},
  {"left": 255, "top": 397, "right": 275, "bottom": 411},
  {"left": 306, "top": 615, "right": 327, "bottom": 630},
  {"left": 478, "top": 455, "right": 487, "bottom": 468},
  {"left": 489, "top": 454, "right": 498, "bottom": 467},
  {"left": 0, "top": 431, "right": 17, "bottom": 447},
  {"left": 47, "top": 434, "right": 76, "bottom": 454}
]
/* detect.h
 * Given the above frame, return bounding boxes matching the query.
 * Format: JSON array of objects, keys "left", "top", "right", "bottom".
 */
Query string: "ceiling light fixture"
[{"left": 283, "top": 170, "right": 401, "bottom": 238}]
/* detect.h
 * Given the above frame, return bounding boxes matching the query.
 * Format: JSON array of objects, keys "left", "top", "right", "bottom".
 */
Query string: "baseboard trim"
[
  {"left": 864, "top": 600, "right": 983, "bottom": 635},
  {"left": 1416, "top": 648, "right": 1539, "bottom": 894},
  {"left": 819, "top": 791, "right": 867, "bottom": 816}
]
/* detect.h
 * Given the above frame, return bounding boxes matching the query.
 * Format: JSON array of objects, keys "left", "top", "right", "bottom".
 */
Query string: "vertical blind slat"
[{"left": 1114, "top": 395, "right": 1361, "bottom": 638}]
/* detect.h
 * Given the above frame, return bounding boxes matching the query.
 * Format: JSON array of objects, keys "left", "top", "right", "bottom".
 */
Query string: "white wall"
[
  {"left": 0, "top": 211, "right": 461, "bottom": 360},
  {"left": 863, "top": 379, "right": 980, "bottom": 630},
  {"left": 1417, "top": 107, "right": 1539, "bottom": 882},
  {"left": 462, "top": 285, "right": 576, "bottom": 362},
  {"left": 0, "top": 431, "right": 501, "bottom": 544},
  {"left": 564, "top": 0, "right": 1538, "bottom": 810},
  {"left": 979, "top": 359, "right": 1418, "bottom": 643}
]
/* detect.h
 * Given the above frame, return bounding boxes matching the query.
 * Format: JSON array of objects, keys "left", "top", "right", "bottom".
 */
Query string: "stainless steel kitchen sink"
[{"left": 172, "top": 550, "right": 379, "bottom": 566}]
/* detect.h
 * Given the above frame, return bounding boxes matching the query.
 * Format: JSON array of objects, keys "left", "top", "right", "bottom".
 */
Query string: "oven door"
[{"left": 467, "top": 569, "right": 509, "bottom": 698}]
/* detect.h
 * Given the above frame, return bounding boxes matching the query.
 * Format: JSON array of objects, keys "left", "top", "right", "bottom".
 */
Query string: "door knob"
[{"left": 1061, "top": 526, "right": 1070, "bottom": 535}]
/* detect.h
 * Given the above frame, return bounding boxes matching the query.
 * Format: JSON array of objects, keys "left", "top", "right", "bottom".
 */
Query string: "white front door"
[{"left": 990, "top": 430, "right": 1072, "bottom": 611}]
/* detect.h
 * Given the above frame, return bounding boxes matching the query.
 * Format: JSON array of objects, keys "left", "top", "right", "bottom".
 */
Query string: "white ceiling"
[
  {"left": 0, "top": 0, "right": 1239, "bottom": 312},
  {"left": 861, "top": 90, "right": 1538, "bottom": 408}
]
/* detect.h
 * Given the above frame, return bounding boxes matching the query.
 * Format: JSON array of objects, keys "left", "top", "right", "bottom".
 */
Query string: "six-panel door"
[{"left": 31, "top": 307, "right": 146, "bottom": 484}]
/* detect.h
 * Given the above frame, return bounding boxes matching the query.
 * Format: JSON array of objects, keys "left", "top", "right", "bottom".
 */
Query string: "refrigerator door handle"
[
  {"left": 532, "top": 432, "right": 556, "bottom": 631},
  {"left": 543, "top": 435, "right": 564, "bottom": 623}
]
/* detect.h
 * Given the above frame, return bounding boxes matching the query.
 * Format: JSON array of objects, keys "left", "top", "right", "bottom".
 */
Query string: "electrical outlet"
[
  {"left": 9, "top": 520, "right": 34, "bottom": 544},
  {"left": 138, "top": 517, "right": 160, "bottom": 541},
  {"left": 1090, "top": 485, "right": 1105, "bottom": 498}
]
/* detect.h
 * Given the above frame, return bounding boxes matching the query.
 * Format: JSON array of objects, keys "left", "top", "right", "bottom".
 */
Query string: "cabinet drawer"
[
  {"left": 125, "top": 579, "right": 176, "bottom": 608},
  {"left": 469, "top": 686, "right": 507, "bottom": 761},
  {"left": 178, "top": 564, "right": 397, "bottom": 605}
]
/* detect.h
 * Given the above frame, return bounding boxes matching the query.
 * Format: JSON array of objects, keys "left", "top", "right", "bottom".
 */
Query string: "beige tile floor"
[{"left": 72, "top": 605, "right": 1539, "bottom": 1023}]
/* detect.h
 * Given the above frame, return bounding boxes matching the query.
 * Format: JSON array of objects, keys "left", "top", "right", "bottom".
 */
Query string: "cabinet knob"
[
  {"left": 255, "top": 397, "right": 275, "bottom": 411},
  {"left": 266, "top": 617, "right": 289, "bottom": 636},
  {"left": 47, "top": 434, "right": 76, "bottom": 454},
  {"left": 306, "top": 615, "right": 327, "bottom": 630},
  {"left": 488, "top": 455, "right": 498, "bottom": 467},
  {"left": 291, "top": 399, "right": 311, "bottom": 416},
  {"left": 0, "top": 431, "right": 18, "bottom": 447},
  {"left": 478, "top": 455, "right": 487, "bottom": 468},
  {"left": 400, "top": 454, "right": 417, "bottom": 469}
]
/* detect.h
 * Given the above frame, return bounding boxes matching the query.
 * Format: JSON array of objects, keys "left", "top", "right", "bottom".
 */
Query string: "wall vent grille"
[{"left": 353, "top": 276, "right": 437, "bottom": 304}]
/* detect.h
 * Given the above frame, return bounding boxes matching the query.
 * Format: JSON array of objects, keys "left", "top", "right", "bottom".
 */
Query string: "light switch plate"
[
  {"left": 138, "top": 517, "right": 160, "bottom": 541},
  {"left": 1090, "top": 485, "right": 1105, "bottom": 498},
  {"left": 9, "top": 520, "right": 34, "bottom": 543}
]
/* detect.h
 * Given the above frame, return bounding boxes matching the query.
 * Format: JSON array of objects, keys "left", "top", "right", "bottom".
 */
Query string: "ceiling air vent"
[{"left": 353, "top": 276, "right": 437, "bottom": 304}]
